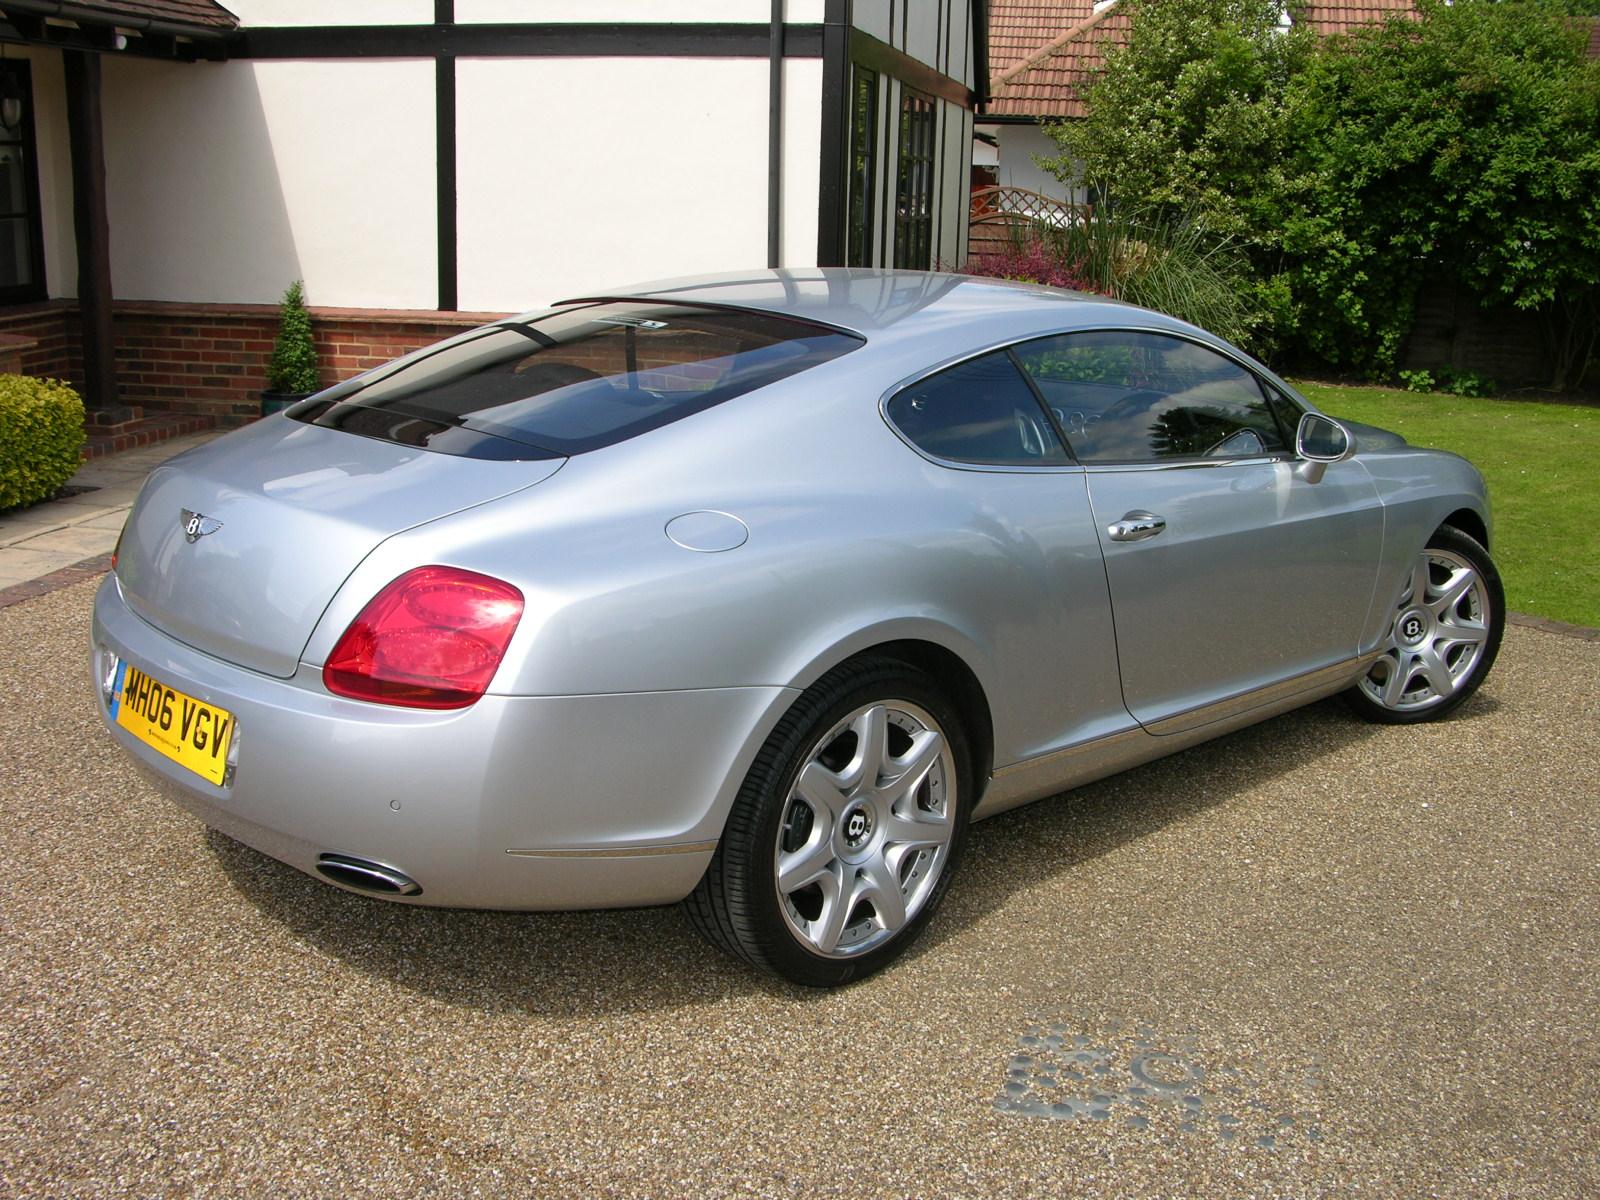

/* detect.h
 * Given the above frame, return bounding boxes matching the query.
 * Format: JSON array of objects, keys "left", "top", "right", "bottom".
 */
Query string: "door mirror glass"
[{"left": 1296, "top": 412, "right": 1353, "bottom": 462}]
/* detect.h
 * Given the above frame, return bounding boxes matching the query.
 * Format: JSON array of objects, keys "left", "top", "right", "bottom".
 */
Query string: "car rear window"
[{"left": 290, "top": 301, "right": 863, "bottom": 459}]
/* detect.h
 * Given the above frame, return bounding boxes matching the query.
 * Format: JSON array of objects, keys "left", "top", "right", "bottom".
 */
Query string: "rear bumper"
[{"left": 91, "top": 574, "right": 796, "bottom": 910}]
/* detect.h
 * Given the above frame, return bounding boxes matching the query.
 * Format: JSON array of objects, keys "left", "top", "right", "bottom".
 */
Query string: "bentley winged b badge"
[{"left": 180, "top": 509, "right": 223, "bottom": 544}]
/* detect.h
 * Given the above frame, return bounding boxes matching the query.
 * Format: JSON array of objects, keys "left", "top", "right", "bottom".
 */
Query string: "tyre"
[
  {"left": 686, "top": 656, "right": 971, "bottom": 987},
  {"left": 1345, "top": 524, "right": 1504, "bottom": 724}
]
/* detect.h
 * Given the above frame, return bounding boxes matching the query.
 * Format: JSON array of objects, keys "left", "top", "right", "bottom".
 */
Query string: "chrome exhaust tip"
[{"left": 315, "top": 853, "right": 423, "bottom": 897}]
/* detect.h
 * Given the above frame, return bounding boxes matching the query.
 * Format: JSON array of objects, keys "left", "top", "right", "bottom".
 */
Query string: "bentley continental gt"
[{"left": 93, "top": 270, "right": 1503, "bottom": 986}]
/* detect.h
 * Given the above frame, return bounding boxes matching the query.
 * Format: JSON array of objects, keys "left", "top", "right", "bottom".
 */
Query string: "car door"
[
  {"left": 1012, "top": 329, "right": 1384, "bottom": 733},
  {"left": 881, "top": 348, "right": 1130, "bottom": 767}
]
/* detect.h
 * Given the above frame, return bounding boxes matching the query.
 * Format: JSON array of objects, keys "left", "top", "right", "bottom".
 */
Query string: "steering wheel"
[{"left": 1015, "top": 409, "right": 1052, "bottom": 458}]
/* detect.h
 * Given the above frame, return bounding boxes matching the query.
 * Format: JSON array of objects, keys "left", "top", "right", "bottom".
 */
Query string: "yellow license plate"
[{"left": 110, "top": 661, "right": 236, "bottom": 786}]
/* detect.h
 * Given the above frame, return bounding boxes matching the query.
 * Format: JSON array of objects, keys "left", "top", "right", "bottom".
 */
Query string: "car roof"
[{"left": 556, "top": 267, "right": 1168, "bottom": 344}]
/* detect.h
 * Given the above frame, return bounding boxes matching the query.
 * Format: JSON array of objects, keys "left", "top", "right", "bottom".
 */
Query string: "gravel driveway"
[{"left": 3, "top": 578, "right": 1597, "bottom": 1197}]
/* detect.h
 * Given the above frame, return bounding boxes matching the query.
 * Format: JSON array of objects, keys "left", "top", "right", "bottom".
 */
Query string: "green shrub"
[
  {"left": 1030, "top": 210, "right": 1269, "bottom": 349},
  {"left": 1398, "top": 366, "right": 1497, "bottom": 397},
  {"left": 266, "top": 279, "right": 320, "bottom": 395},
  {"left": 1439, "top": 367, "right": 1495, "bottom": 398},
  {"left": 0, "top": 375, "right": 85, "bottom": 511}
]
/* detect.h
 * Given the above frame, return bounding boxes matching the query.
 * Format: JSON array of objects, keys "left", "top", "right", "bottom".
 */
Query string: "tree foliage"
[
  {"left": 1041, "top": 0, "right": 1313, "bottom": 241},
  {"left": 1042, "top": 0, "right": 1600, "bottom": 387},
  {"left": 1284, "top": 0, "right": 1600, "bottom": 383}
]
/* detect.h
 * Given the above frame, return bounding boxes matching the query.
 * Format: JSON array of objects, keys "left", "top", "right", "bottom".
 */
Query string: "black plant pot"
[{"left": 260, "top": 390, "right": 311, "bottom": 417}]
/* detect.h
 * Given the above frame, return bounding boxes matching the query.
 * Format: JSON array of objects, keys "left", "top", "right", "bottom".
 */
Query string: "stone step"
[
  {"left": 84, "top": 405, "right": 147, "bottom": 431},
  {"left": 82, "top": 412, "right": 218, "bottom": 460}
]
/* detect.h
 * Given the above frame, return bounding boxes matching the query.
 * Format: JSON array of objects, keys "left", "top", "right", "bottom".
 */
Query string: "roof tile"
[
  {"left": 985, "top": 0, "right": 1430, "bottom": 119},
  {"left": 61, "top": 1, "right": 238, "bottom": 31}
]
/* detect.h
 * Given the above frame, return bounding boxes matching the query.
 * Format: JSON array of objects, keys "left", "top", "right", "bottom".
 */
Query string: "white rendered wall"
[
  {"left": 978, "top": 123, "right": 1086, "bottom": 203},
  {"left": 780, "top": 57, "right": 822, "bottom": 267},
  {"left": 458, "top": 1, "right": 824, "bottom": 22},
  {"left": 456, "top": 57, "right": 773, "bottom": 310},
  {"left": 101, "top": 57, "right": 437, "bottom": 307},
  {"left": 226, "top": 1, "right": 433, "bottom": 25},
  {"left": 904, "top": 0, "right": 940, "bottom": 68},
  {"left": 948, "top": 1, "right": 972, "bottom": 88},
  {"left": 853, "top": 0, "right": 891, "bottom": 42},
  {"left": 13, "top": 47, "right": 76, "bottom": 298}
]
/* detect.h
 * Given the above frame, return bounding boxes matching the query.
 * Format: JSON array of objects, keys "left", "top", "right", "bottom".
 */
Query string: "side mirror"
[{"left": 1294, "top": 412, "right": 1354, "bottom": 483}]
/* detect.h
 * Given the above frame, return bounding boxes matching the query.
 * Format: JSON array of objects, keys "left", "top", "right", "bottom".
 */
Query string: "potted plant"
[{"left": 261, "top": 279, "right": 320, "bottom": 416}]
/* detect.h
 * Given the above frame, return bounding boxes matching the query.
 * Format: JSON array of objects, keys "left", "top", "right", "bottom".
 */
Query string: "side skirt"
[{"left": 972, "top": 653, "right": 1379, "bottom": 821}]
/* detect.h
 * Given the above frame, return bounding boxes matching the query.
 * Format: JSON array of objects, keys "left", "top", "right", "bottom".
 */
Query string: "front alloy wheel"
[
  {"left": 686, "top": 656, "right": 971, "bottom": 986},
  {"left": 1347, "top": 525, "right": 1503, "bottom": 723}
]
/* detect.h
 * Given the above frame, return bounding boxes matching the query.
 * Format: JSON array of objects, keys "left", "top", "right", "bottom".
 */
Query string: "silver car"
[{"left": 92, "top": 270, "right": 1503, "bottom": 986}]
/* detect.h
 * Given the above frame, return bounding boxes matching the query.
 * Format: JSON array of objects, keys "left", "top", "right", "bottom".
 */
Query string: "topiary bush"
[
  {"left": 266, "top": 279, "right": 319, "bottom": 395},
  {"left": 0, "top": 374, "right": 85, "bottom": 511}
]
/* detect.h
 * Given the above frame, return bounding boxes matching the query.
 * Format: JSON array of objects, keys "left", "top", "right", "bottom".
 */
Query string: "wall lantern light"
[{"left": 0, "top": 63, "right": 22, "bottom": 133}]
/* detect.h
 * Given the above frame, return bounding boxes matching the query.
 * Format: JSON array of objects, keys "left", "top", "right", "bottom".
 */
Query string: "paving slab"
[
  {"left": 0, "top": 431, "right": 221, "bottom": 589},
  {"left": 2, "top": 579, "right": 1596, "bottom": 1198},
  {"left": 9, "top": 524, "right": 120, "bottom": 558}
]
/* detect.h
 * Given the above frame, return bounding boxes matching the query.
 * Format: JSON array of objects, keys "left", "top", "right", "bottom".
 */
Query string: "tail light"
[{"left": 323, "top": 566, "right": 524, "bottom": 709}]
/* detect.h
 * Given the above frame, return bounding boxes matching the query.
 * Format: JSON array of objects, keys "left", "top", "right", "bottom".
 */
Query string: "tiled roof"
[
  {"left": 986, "top": 2, "right": 1132, "bottom": 119},
  {"left": 1588, "top": 17, "right": 1600, "bottom": 59},
  {"left": 42, "top": 1, "right": 238, "bottom": 31},
  {"left": 985, "top": 1, "right": 1432, "bottom": 119},
  {"left": 1293, "top": 0, "right": 1415, "bottom": 37},
  {"left": 989, "top": 0, "right": 1099, "bottom": 71}
]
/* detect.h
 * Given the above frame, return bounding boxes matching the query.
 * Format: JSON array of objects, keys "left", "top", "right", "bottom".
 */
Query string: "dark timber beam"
[
  {"left": 63, "top": 49, "right": 115, "bottom": 410},
  {"left": 815, "top": 0, "right": 851, "bottom": 267}
]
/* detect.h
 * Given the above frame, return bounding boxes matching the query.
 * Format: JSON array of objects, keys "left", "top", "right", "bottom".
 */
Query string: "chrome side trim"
[
  {"left": 1142, "top": 653, "right": 1380, "bottom": 737},
  {"left": 506, "top": 840, "right": 718, "bottom": 859}
]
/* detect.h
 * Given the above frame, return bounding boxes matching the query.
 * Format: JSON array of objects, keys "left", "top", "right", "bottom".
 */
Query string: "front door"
[{"left": 1012, "top": 329, "right": 1384, "bottom": 730}]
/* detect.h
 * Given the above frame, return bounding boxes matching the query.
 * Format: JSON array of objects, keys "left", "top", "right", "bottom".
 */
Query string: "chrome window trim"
[{"left": 1079, "top": 454, "right": 1296, "bottom": 474}]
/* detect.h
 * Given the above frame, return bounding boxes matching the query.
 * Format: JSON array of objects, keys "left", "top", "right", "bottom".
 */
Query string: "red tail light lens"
[{"left": 323, "top": 566, "right": 524, "bottom": 709}]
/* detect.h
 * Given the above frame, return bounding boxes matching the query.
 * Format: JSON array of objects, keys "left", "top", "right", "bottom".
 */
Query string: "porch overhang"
[{"left": 0, "top": 0, "right": 236, "bottom": 61}]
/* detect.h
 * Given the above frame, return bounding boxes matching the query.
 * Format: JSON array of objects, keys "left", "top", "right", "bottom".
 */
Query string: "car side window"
[
  {"left": 1011, "top": 331, "right": 1287, "bottom": 464},
  {"left": 886, "top": 350, "right": 1069, "bottom": 467}
]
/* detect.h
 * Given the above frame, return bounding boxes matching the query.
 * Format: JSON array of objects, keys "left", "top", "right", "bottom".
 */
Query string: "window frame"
[
  {"left": 1007, "top": 326, "right": 1307, "bottom": 470},
  {"left": 845, "top": 65, "right": 878, "bottom": 269},
  {"left": 891, "top": 85, "right": 936, "bottom": 271},
  {"left": 878, "top": 325, "right": 1311, "bottom": 475},
  {"left": 0, "top": 58, "right": 48, "bottom": 306}
]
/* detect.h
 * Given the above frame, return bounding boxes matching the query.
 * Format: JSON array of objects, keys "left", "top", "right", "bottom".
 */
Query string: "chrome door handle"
[{"left": 1107, "top": 511, "right": 1167, "bottom": 542}]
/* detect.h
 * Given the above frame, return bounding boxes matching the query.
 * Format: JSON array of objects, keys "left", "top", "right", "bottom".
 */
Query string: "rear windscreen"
[{"left": 290, "top": 301, "right": 863, "bottom": 459}]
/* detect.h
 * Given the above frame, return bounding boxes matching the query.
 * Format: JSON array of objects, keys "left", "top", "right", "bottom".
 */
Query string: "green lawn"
[{"left": 1295, "top": 382, "right": 1600, "bottom": 627}]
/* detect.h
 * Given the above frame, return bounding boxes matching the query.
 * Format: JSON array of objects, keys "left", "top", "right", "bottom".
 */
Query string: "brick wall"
[
  {"left": 116, "top": 302, "right": 508, "bottom": 426},
  {"left": 0, "top": 300, "right": 508, "bottom": 427},
  {"left": 0, "top": 303, "right": 81, "bottom": 382}
]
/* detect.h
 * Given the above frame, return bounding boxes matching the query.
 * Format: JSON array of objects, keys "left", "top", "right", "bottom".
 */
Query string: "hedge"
[{"left": 0, "top": 374, "right": 86, "bottom": 511}]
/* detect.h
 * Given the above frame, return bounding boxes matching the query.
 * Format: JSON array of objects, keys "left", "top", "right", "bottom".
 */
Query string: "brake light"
[{"left": 323, "top": 566, "right": 524, "bottom": 709}]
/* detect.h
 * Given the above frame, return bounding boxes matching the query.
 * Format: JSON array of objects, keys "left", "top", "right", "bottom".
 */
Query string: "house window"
[
  {"left": 893, "top": 88, "right": 935, "bottom": 269},
  {"left": 845, "top": 67, "right": 877, "bottom": 268},
  {"left": 0, "top": 60, "right": 44, "bottom": 304}
]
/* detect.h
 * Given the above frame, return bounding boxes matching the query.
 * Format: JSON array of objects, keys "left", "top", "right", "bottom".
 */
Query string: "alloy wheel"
[
  {"left": 774, "top": 700, "right": 956, "bottom": 958},
  {"left": 1359, "top": 547, "right": 1492, "bottom": 713}
]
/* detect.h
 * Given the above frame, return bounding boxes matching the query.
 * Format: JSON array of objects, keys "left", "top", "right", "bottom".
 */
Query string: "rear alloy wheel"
[
  {"left": 686, "top": 657, "right": 970, "bottom": 987},
  {"left": 1346, "top": 525, "right": 1504, "bottom": 724}
]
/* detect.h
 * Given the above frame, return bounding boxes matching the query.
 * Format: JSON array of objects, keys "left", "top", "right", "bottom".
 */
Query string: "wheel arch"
[
  {"left": 783, "top": 620, "right": 999, "bottom": 807},
  {"left": 1442, "top": 506, "right": 1489, "bottom": 551},
  {"left": 853, "top": 639, "right": 995, "bottom": 801}
]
